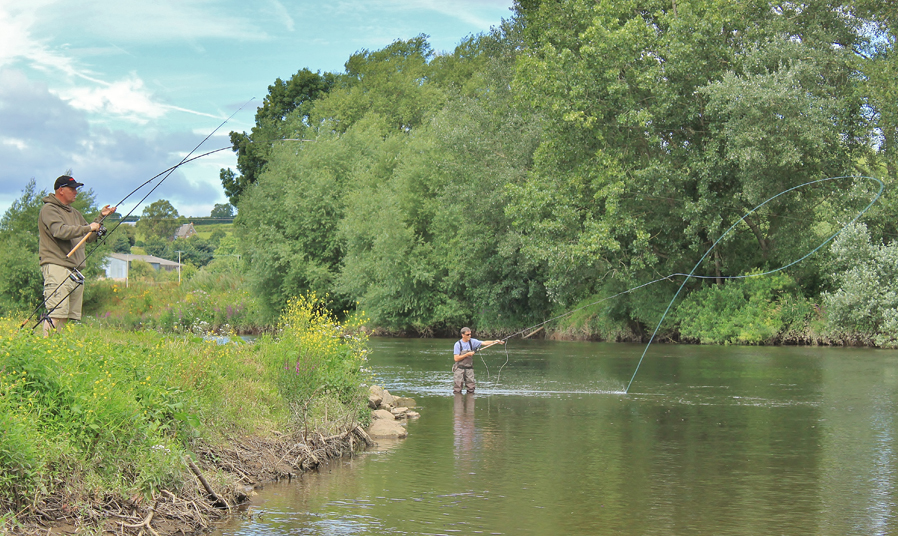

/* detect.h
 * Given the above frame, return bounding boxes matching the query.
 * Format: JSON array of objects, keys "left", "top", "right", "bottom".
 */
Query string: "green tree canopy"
[
  {"left": 137, "top": 199, "right": 182, "bottom": 241},
  {"left": 508, "top": 0, "right": 876, "bottom": 327},
  {"left": 225, "top": 2, "right": 896, "bottom": 342},
  {"left": 221, "top": 68, "right": 337, "bottom": 205},
  {"left": 210, "top": 203, "right": 235, "bottom": 219}
]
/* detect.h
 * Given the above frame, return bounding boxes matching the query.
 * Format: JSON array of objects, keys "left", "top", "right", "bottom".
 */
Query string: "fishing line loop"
[
  {"left": 623, "top": 175, "right": 883, "bottom": 393},
  {"left": 476, "top": 176, "right": 883, "bottom": 394}
]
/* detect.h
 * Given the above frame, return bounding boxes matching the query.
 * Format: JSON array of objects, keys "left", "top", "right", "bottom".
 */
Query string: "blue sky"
[{"left": 0, "top": 0, "right": 515, "bottom": 219}]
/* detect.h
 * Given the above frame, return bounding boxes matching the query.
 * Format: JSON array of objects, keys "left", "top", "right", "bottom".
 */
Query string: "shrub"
[
  {"left": 675, "top": 271, "right": 813, "bottom": 345},
  {"left": 823, "top": 223, "right": 898, "bottom": 347},
  {"left": 257, "top": 294, "right": 369, "bottom": 422}
]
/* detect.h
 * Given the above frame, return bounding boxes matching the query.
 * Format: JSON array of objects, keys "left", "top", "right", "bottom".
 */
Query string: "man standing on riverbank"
[
  {"left": 38, "top": 175, "right": 115, "bottom": 336},
  {"left": 453, "top": 327, "right": 504, "bottom": 394}
]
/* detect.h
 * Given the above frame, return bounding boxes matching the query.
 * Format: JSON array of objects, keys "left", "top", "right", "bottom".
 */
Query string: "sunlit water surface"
[{"left": 214, "top": 338, "right": 898, "bottom": 535}]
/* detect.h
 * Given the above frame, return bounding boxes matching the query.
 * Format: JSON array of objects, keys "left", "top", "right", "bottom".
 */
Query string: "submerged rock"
[{"left": 393, "top": 396, "right": 416, "bottom": 408}]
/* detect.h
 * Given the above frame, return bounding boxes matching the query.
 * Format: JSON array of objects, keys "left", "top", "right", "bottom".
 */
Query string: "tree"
[
  {"left": 214, "top": 234, "right": 239, "bottom": 256},
  {"left": 143, "top": 236, "right": 167, "bottom": 257},
  {"left": 208, "top": 229, "right": 226, "bottom": 246},
  {"left": 107, "top": 233, "right": 132, "bottom": 254},
  {"left": 311, "top": 35, "right": 444, "bottom": 135},
  {"left": 210, "top": 203, "right": 235, "bottom": 219},
  {"left": 0, "top": 179, "right": 44, "bottom": 240},
  {"left": 853, "top": 0, "right": 898, "bottom": 176},
  {"left": 335, "top": 29, "right": 546, "bottom": 332},
  {"left": 508, "top": 0, "right": 875, "bottom": 330},
  {"left": 237, "top": 30, "right": 546, "bottom": 331},
  {"left": 137, "top": 200, "right": 182, "bottom": 241},
  {"left": 237, "top": 37, "right": 452, "bottom": 322},
  {"left": 0, "top": 180, "right": 44, "bottom": 314},
  {"left": 171, "top": 236, "right": 216, "bottom": 268},
  {"left": 221, "top": 68, "right": 337, "bottom": 205}
]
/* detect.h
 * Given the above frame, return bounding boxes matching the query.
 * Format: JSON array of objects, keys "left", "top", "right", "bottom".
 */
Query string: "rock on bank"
[{"left": 366, "top": 385, "right": 420, "bottom": 439}]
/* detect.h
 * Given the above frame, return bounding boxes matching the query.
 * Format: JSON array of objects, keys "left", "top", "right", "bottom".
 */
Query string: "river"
[{"left": 213, "top": 338, "right": 898, "bottom": 535}]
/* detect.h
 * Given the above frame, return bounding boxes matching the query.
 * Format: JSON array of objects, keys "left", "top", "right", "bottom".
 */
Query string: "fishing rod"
[
  {"left": 18, "top": 147, "right": 232, "bottom": 331},
  {"left": 65, "top": 146, "right": 231, "bottom": 259},
  {"left": 68, "top": 98, "right": 254, "bottom": 259},
  {"left": 472, "top": 175, "right": 883, "bottom": 392},
  {"left": 22, "top": 99, "right": 254, "bottom": 331}
]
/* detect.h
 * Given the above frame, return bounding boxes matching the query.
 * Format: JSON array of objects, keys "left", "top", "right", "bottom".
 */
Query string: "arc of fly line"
[
  {"left": 470, "top": 176, "right": 884, "bottom": 394},
  {"left": 624, "top": 175, "right": 883, "bottom": 393}
]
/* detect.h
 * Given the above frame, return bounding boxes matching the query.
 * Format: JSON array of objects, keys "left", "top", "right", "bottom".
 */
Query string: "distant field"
[
  {"left": 127, "top": 222, "right": 235, "bottom": 243},
  {"left": 194, "top": 222, "right": 234, "bottom": 239}
]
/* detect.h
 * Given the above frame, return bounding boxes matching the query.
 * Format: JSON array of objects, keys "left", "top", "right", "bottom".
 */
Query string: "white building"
[{"left": 103, "top": 253, "right": 182, "bottom": 281}]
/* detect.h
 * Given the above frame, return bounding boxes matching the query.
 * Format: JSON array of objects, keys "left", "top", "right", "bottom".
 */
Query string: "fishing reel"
[
  {"left": 95, "top": 224, "right": 107, "bottom": 238},
  {"left": 68, "top": 268, "right": 85, "bottom": 284}
]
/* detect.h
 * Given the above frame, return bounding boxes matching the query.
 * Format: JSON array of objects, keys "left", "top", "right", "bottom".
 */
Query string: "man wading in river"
[{"left": 453, "top": 327, "right": 504, "bottom": 394}]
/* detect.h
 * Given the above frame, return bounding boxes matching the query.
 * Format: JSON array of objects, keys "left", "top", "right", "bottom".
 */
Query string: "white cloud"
[
  {"left": 1, "top": 1, "right": 227, "bottom": 126},
  {"left": 0, "top": 5, "right": 78, "bottom": 75},
  {"left": 55, "top": 75, "right": 166, "bottom": 123},
  {"left": 266, "top": 0, "right": 295, "bottom": 32},
  {"left": 1, "top": 137, "right": 28, "bottom": 151},
  {"left": 332, "top": 0, "right": 511, "bottom": 30},
  {"left": 414, "top": 0, "right": 512, "bottom": 28},
  {"left": 13, "top": 0, "right": 270, "bottom": 44}
]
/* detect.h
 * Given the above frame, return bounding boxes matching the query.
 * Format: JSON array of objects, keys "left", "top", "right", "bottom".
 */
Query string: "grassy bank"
[
  {"left": 84, "top": 269, "right": 266, "bottom": 335},
  {"left": 0, "top": 294, "right": 370, "bottom": 534}
]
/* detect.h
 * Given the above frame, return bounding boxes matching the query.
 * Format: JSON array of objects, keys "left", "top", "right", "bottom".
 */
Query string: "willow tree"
[
  {"left": 237, "top": 37, "right": 450, "bottom": 322},
  {"left": 509, "top": 0, "right": 876, "bottom": 330},
  {"left": 336, "top": 31, "right": 546, "bottom": 332}
]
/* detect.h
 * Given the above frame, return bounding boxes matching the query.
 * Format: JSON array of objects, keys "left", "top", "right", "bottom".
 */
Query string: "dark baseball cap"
[{"left": 54, "top": 175, "right": 84, "bottom": 190}]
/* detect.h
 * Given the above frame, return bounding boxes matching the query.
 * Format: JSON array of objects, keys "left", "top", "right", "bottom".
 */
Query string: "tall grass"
[
  {"left": 85, "top": 270, "right": 265, "bottom": 334},
  {"left": 0, "top": 292, "right": 369, "bottom": 521}
]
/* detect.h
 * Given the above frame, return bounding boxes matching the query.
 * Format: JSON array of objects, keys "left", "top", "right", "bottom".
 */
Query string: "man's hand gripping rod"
[{"left": 66, "top": 205, "right": 115, "bottom": 258}]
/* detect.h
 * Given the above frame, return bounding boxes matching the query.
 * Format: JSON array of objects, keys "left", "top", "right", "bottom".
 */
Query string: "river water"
[{"left": 214, "top": 338, "right": 898, "bottom": 535}]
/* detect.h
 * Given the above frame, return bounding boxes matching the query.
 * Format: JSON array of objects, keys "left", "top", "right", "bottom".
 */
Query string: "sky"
[{"left": 0, "top": 0, "right": 515, "bottom": 219}]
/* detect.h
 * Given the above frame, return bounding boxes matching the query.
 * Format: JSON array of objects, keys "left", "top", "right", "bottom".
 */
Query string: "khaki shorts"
[{"left": 42, "top": 264, "right": 83, "bottom": 320}]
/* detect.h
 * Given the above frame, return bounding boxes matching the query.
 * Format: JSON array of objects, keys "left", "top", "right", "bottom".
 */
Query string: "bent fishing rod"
[
  {"left": 67, "top": 98, "right": 254, "bottom": 259},
  {"left": 20, "top": 147, "right": 232, "bottom": 331},
  {"left": 21, "top": 99, "right": 254, "bottom": 331}
]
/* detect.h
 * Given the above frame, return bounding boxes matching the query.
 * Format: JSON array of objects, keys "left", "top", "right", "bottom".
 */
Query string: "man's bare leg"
[{"left": 44, "top": 317, "right": 67, "bottom": 336}]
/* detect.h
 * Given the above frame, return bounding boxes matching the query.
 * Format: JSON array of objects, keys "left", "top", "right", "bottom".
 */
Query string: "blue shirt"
[{"left": 454, "top": 338, "right": 482, "bottom": 355}]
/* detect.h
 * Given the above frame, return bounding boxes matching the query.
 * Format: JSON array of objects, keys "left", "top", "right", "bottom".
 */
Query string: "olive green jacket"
[{"left": 38, "top": 195, "right": 101, "bottom": 269}]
